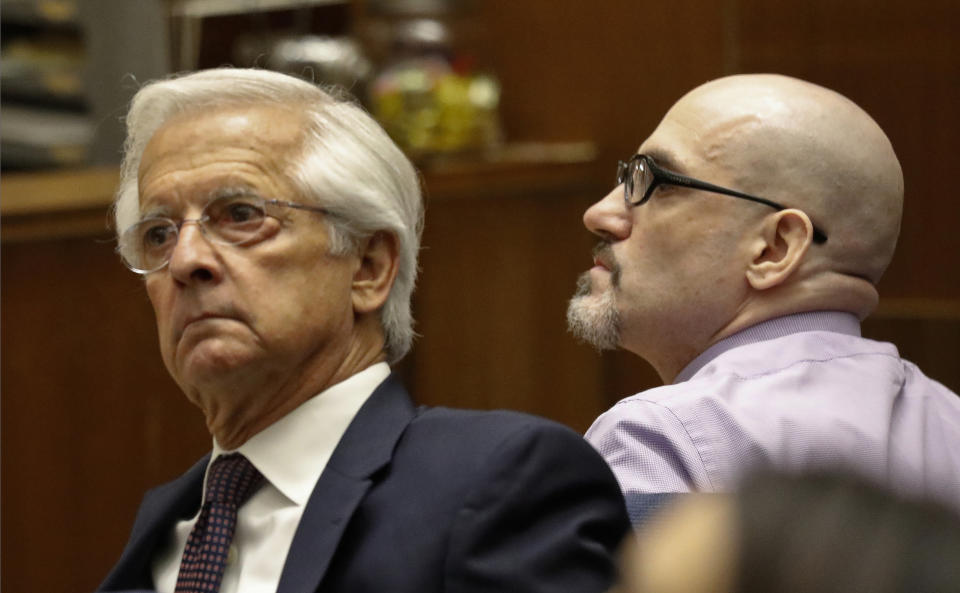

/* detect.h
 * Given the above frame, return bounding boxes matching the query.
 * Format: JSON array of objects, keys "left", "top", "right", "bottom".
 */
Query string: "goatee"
[{"left": 566, "top": 271, "right": 620, "bottom": 350}]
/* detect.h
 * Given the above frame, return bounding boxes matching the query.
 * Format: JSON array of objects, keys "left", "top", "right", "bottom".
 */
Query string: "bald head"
[
  {"left": 571, "top": 74, "right": 905, "bottom": 379},
  {"left": 662, "top": 74, "right": 903, "bottom": 284}
]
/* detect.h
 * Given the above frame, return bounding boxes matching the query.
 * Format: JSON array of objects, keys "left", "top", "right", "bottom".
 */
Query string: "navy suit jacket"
[{"left": 99, "top": 374, "right": 630, "bottom": 593}]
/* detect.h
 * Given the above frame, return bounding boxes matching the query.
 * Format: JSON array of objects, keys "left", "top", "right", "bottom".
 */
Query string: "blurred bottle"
[
  {"left": 366, "top": 1, "right": 502, "bottom": 157},
  {"left": 234, "top": 33, "right": 372, "bottom": 99}
]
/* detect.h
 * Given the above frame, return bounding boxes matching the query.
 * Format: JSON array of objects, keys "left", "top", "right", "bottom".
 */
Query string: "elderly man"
[
  {"left": 568, "top": 74, "right": 960, "bottom": 512},
  {"left": 99, "top": 68, "right": 629, "bottom": 593}
]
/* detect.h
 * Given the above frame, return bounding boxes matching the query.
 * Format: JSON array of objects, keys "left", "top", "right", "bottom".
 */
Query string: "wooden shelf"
[
  {"left": 873, "top": 298, "right": 960, "bottom": 320},
  {"left": 1, "top": 167, "right": 119, "bottom": 242},
  {"left": 169, "top": 0, "right": 347, "bottom": 18},
  {"left": 0, "top": 142, "right": 605, "bottom": 242}
]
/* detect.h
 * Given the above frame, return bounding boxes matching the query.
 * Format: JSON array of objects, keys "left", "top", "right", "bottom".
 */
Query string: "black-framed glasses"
[
  {"left": 616, "top": 154, "right": 828, "bottom": 244},
  {"left": 119, "top": 193, "right": 331, "bottom": 274}
]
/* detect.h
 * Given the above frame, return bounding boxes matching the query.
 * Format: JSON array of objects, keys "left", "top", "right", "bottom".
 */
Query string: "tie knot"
[{"left": 205, "top": 453, "right": 264, "bottom": 506}]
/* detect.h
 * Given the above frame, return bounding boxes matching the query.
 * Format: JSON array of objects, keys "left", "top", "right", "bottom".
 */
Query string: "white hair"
[{"left": 114, "top": 68, "right": 424, "bottom": 362}]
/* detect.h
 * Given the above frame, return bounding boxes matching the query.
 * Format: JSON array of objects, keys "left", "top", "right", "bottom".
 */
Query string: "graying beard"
[{"left": 566, "top": 272, "right": 620, "bottom": 350}]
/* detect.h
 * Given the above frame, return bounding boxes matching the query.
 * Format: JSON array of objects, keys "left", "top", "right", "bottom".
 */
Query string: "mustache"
[{"left": 592, "top": 242, "right": 622, "bottom": 287}]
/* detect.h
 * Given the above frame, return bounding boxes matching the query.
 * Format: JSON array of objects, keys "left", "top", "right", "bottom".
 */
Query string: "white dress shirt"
[{"left": 152, "top": 362, "right": 391, "bottom": 593}]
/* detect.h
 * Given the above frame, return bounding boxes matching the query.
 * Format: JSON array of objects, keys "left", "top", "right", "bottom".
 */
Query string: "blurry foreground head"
[
  {"left": 568, "top": 74, "right": 903, "bottom": 381},
  {"left": 616, "top": 471, "right": 960, "bottom": 593},
  {"left": 114, "top": 68, "right": 423, "bottom": 447}
]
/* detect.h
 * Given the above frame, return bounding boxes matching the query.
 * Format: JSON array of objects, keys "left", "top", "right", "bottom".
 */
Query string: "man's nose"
[
  {"left": 167, "top": 221, "right": 220, "bottom": 283},
  {"left": 583, "top": 186, "right": 632, "bottom": 241}
]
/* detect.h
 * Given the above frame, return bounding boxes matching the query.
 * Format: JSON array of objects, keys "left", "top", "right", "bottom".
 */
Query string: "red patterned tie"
[{"left": 175, "top": 453, "right": 265, "bottom": 593}]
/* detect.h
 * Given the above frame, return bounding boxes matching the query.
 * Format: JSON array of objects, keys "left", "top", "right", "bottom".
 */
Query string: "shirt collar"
[
  {"left": 674, "top": 311, "right": 862, "bottom": 384},
  {"left": 209, "top": 361, "right": 391, "bottom": 506}
]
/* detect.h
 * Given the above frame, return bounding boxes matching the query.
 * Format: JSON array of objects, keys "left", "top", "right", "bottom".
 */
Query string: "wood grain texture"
[
  {"left": 412, "top": 182, "right": 607, "bottom": 433},
  {"left": 0, "top": 238, "right": 208, "bottom": 593}
]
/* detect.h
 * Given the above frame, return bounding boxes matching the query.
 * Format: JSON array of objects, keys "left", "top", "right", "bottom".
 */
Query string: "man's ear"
[
  {"left": 745, "top": 209, "right": 814, "bottom": 291},
  {"left": 352, "top": 231, "right": 399, "bottom": 314}
]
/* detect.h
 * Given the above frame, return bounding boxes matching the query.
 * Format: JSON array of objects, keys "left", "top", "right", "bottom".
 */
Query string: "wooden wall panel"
[
  {"left": 1, "top": 239, "right": 210, "bottom": 593},
  {"left": 412, "top": 183, "right": 606, "bottom": 433},
  {"left": 475, "top": 0, "right": 729, "bottom": 163}
]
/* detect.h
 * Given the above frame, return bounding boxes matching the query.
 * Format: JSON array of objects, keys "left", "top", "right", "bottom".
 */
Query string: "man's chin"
[
  {"left": 566, "top": 293, "right": 621, "bottom": 351},
  {"left": 172, "top": 339, "right": 260, "bottom": 387}
]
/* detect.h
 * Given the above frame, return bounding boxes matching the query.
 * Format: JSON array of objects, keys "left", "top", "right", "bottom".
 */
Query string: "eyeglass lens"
[
  {"left": 617, "top": 160, "right": 634, "bottom": 203},
  {"left": 618, "top": 156, "right": 653, "bottom": 205},
  {"left": 121, "top": 195, "right": 272, "bottom": 273}
]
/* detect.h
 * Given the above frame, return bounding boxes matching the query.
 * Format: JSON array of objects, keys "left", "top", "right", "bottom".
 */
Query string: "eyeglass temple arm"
[{"left": 657, "top": 169, "right": 828, "bottom": 244}]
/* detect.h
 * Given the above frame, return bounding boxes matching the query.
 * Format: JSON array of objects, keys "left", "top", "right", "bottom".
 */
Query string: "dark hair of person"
[{"left": 735, "top": 470, "right": 960, "bottom": 593}]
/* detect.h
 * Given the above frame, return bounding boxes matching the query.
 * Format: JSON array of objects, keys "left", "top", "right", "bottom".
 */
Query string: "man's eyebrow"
[
  {"left": 137, "top": 201, "right": 174, "bottom": 220},
  {"left": 138, "top": 186, "right": 264, "bottom": 219},
  {"left": 208, "top": 185, "right": 263, "bottom": 200}
]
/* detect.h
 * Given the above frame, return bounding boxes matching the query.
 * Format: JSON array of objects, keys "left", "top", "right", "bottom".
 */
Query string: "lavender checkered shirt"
[{"left": 586, "top": 311, "right": 960, "bottom": 510}]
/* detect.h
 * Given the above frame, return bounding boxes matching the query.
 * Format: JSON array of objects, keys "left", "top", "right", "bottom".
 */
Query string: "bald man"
[{"left": 568, "top": 74, "right": 960, "bottom": 512}]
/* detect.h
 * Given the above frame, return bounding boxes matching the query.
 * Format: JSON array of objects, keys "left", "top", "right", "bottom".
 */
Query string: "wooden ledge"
[
  {"left": 2, "top": 167, "right": 120, "bottom": 242},
  {"left": 0, "top": 143, "right": 605, "bottom": 242}
]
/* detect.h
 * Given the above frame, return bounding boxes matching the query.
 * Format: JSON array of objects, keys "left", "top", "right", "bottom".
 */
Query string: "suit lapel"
[
  {"left": 276, "top": 373, "right": 416, "bottom": 593},
  {"left": 99, "top": 456, "right": 208, "bottom": 590}
]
